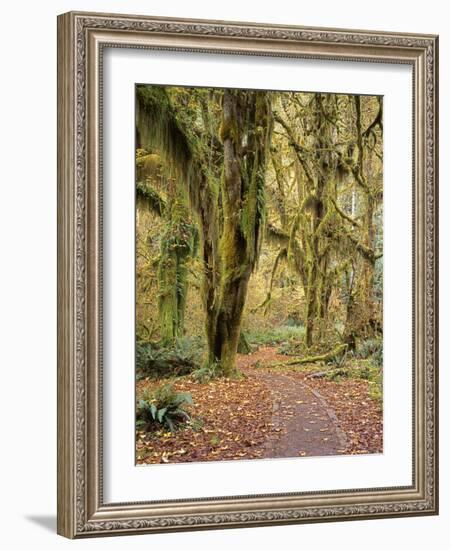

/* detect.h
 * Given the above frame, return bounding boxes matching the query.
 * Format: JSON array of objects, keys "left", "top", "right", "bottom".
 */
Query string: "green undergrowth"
[
  {"left": 136, "top": 382, "right": 193, "bottom": 432},
  {"left": 324, "top": 359, "right": 383, "bottom": 403},
  {"left": 246, "top": 325, "right": 305, "bottom": 348},
  {"left": 136, "top": 336, "right": 205, "bottom": 380},
  {"left": 191, "top": 361, "right": 223, "bottom": 383},
  {"left": 355, "top": 337, "right": 383, "bottom": 368}
]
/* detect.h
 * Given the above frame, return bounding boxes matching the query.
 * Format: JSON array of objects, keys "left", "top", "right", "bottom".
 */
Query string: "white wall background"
[{"left": 0, "top": 0, "right": 447, "bottom": 548}]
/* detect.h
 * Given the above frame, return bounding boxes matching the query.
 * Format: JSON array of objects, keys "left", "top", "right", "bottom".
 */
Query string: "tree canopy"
[{"left": 136, "top": 85, "right": 383, "bottom": 376}]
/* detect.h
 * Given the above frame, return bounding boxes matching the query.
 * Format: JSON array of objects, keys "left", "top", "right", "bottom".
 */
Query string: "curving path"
[{"left": 239, "top": 348, "right": 347, "bottom": 458}]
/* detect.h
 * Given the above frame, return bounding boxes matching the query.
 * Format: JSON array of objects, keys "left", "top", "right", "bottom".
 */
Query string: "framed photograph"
[{"left": 57, "top": 11, "right": 439, "bottom": 538}]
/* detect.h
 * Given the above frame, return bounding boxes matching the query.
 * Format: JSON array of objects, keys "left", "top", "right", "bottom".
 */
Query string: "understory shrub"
[
  {"left": 356, "top": 337, "right": 383, "bottom": 368},
  {"left": 136, "top": 336, "right": 204, "bottom": 380},
  {"left": 136, "top": 383, "right": 193, "bottom": 432},
  {"left": 191, "top": 361, "right": 223, "bottom": 383}
]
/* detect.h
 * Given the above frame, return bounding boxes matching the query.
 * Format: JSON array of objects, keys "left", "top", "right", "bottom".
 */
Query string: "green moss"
[
  {"left": 136, "top": 181, "right": 166, "bottom": 217},
  {"left": 157, "top": 197, "right": 198, "bottom": 344},
  {"left": 219, "top": 116, "right": 239, "bottom": 143}
]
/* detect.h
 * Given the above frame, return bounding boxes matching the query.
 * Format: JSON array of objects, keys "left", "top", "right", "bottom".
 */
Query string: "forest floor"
[{"left": 136, "top": 346, "right": 383, "bottom": 465}]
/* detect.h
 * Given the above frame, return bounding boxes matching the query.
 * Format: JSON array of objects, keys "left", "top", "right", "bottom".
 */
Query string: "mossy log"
[
  {"left": 269, "top": 343, "right": 348, "bottom": 368},
  {"left": 306, "top": 368, "right": 347, "bottom": 379}
]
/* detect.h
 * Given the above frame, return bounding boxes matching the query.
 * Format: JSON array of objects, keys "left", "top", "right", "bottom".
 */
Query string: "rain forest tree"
[
  {"left": 137, "top": 86, "right": 272, "bottom": 375},
  {"left": 206, "top": 89, "right": 272, "bottom": 374},
  {"left": 341, "top": 95, "right": 383, "bottom": 348},
  {"left": 266, "top": 91, "right": 383, "bottom": 352}
]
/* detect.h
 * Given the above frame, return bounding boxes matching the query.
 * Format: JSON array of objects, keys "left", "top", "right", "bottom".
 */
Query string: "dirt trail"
[{"left": 238, "top": 347, "right": 347, "bottom": 458}]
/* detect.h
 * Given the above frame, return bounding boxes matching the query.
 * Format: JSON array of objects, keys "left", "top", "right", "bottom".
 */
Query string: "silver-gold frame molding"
[{"left": 57, "top": 11, "right": 439, "bottom": 538}]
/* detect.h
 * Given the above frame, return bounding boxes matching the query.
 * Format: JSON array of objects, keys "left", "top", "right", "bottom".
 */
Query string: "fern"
[{"left": 136, "top": 383, "right": 193, "bottom": 432}]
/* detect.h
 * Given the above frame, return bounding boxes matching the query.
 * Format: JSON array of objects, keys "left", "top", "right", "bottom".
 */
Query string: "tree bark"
[{"left": 206, "top": 90, "right": 272, "bottom": 375}]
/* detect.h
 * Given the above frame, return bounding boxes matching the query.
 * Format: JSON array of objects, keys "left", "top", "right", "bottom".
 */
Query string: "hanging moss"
[
  {"left": 240, "top": 92, "right": 272, "bottom": 268},
  {"left": 136, "top": 152, "right": 162, "bottom": 182},
  {"left": 157, "top": 196, "right": 198, "bottom": 344},
  {"left": 136, "top": 181, "right": 166, "bottom": 217},
  {"left": 136, "top": 86, "right": 193, "bottom": 180},
  {"left": 136, "top": 85, "right": 204, "bottom": 215}
]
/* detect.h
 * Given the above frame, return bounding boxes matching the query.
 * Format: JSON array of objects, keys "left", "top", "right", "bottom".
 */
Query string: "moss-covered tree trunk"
[
  {"left": 157, "top": 195, "right": 197, "bottom": 344},
  {"left": 206, "top": 90, "right": 272, "bottom": 376},
  {"left": 343, "top": 195, "right": 377, "bottom": 347},
  {"left": 304, "top": 94, "right": 337, "bottom": 347},
  {"left": 198, "top": 176, "right": 221, "bottom": 367},
  {"left": 304, "top": 231, "right": 320, "bottom": 348},
  {"left": 343, "top": 95, "right": 381, "bottom": 346}
]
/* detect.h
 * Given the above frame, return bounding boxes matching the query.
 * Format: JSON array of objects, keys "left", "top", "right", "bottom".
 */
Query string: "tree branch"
[{"left": 330, "top": 197, "right": 361, "bottom": 229}]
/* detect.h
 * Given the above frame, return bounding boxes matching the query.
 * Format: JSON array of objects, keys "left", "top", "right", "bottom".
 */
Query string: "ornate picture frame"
[{"left": 57, "top": 11, "right": 438, "bottom": 538}]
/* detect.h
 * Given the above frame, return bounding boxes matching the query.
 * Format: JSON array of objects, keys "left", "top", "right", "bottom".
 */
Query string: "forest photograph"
[{"left": 135, "top": 83, "right": 383, "bottom": 465}]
